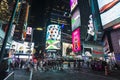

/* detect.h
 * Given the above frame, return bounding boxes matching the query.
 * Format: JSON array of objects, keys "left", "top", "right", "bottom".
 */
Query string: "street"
[{"left": 32, "top": 68, "right": 119, "bottom": 80}]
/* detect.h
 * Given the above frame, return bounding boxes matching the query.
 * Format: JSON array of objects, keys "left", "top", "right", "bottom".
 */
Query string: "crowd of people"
[
  {"left": 39, "top": 59, "right": 64, "bottom": 71},
  {"left": 6, "top": 56, "right": 120, "bottom": 74}
]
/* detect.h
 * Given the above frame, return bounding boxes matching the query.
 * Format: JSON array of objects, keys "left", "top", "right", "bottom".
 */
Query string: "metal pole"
[
  {"left": 31, "top": 28, "right": 34, "bottom": 44},
  {"left": 0, "top": 0, "right": 20, "bottom": 63},
  {"left": 82, "top": 41, "right": 85, "bottom": 57},
  {"left": 28, "top": 28, "right": 34, "bottom": 61}
]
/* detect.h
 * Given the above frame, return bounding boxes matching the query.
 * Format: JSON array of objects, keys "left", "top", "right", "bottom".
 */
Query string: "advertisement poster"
[
  {"left": 71, "top": 8, "right": 81, "bottom": 31},
  {"left": 70, "top": 0, "right": 78, "bottom": 12},
  {"left": 46, "top": 24, "right": 61, "bottom": 50},
  {"left": 72, "top": 28, "right": 81, "bottom": 52},
  {"left": 62, "top": 42, "right": 72, "bottom": 56},
  {"left": 103, "top": 35, "right": 110, "bottom": 54},
  {"left": 26, "top": 27, "right": 32, "bottom": 35},
  {"left": 97, "top": 0, "right": 120, "bottom": 29},
  {"left": 84, "top": 48, "right": 92, "bottom": 56},
  {"left": 11, "top": 41, "right": 34, "bottom": 54}
]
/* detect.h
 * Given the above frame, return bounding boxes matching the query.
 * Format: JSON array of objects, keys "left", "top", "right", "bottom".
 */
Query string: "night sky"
[
  {"left": 30, "top": 0, "right": 90, "bottom": 27},
  {"left": 30, "top": 0, "right": 47, "bottom": 27},
  {"left": 29, "top": 0, "right": 47, "bottom": 46}
]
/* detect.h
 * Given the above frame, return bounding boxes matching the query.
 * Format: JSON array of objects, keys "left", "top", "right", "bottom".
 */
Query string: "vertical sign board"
[
  {"left": 26, "top": 27, "right": 32, "bottom": 35},
  {"left": 71, "top": 7, "right": 81, "bottom": 31},
  {"left": 70, "top": 0, "right": 78, "bottom": 12},
  {"left": 45, "top": 24, "right": 61, "bottom": 58},
  {"left": 72, "top": 28, "right": 81, "bottom": 52}
]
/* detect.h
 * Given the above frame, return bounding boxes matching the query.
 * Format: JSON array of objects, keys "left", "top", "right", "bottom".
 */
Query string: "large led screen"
[
  {"left": 62, "top": 42, "right": 72, "bottom": 56},
  {"left": 11, "top": 41, "right": 34, "bottom": 54},
  {"left": 46, "top": 24, "right": 61, "bottom": 50},
  {"left": 71, "top": 8, "right": 81, "bottom": 31},
  {"left": 70, "top": 0, "right": 78, "bottom": 12},
  {"left": 72, "top": 28, "right": 81, "bottom": 52},
  {"left": 97, "top": 0, "right": 120, "bottom": 29}
]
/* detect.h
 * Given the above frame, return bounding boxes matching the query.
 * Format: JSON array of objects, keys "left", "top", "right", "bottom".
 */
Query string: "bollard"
[{"left": 105, "top": 66, "right": 108, "bottom": 76}]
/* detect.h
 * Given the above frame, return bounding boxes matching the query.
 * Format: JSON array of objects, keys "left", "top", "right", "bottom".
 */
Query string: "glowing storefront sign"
[
  {"left": 72, "top": 28, "right": 81, "bottom": 52},
  {"left": 70, "top": 0, "right": 78, "bottom": 12}
]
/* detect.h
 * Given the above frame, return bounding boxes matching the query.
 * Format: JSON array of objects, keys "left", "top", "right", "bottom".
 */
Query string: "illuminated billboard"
[
  {"left": 72, "top": 28, "right": 81, "bottom": 52},
  {"left": 62, "top": 42, "right": 72, "bottom": 56},
  {"left": 26, "top": 27, "right": 32, "bottom": 35},
  {"left": 97, "top": 0, "right": 120, "bottom": 29},
  {"left": 11, "top": 41, "right": 34, "bottom": 54},
  {"left": 71, "top": 8, "right": 81, "bottom": 31},
  {"left": 46, "top": 24, "right": 61, "bottom": 50},
  {"left": 70, "top": 0, "right": 78, "bottom": 12}
]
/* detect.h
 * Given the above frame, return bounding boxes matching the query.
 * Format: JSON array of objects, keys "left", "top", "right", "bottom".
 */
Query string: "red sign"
[{"left": 93, "top": 50, "right": 103, "bottom": 54}]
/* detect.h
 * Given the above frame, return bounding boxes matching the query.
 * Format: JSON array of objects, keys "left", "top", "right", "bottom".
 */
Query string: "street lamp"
[{"left": 36, "top": 27, "right": 43, "bottom": 31}]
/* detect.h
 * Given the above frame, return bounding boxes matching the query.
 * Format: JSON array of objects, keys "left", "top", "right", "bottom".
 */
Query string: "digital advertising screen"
[
  {"left": 46, "top": 24, "right": 61, "bottom": 50},
  {"left": 71, "top": 8, "right": 81, "bottom": 31},
  {"left": 103, "top": 35, "right": 110, "bottom": 54},
  {"left": 62, "top": 42, "right": 72, "bottom": 56},
  {"left": 115, "top": 53, "right": 120, "bottom": 61},
  {"left": 26, "top": 27, "right": 32, "bottom": 35},
  {"left": 84, "top": 48, "right": 92, "bottom": 56},
  {"left": 97, "top": 0, "right": 120, "bottom": 29},
  {"left": 11, "top": 41, "right": 34, "bottom": 54},
  {"left": 70, "top": 0, "right": 78, "bottom": 12},
  {"left": 72, "top": 28, "right": 81, "bottom": 52}
]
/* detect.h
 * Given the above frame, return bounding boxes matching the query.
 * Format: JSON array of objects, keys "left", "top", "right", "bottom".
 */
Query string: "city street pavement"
[
  {"left": 12, "top": 65, "right": 120, "bottom": 80},
  {"left": 32, "top": 68, "right": 119, "bottom": 80},
  {"left": 14, "top": 69, "right": 30, "bottom": 80}
]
